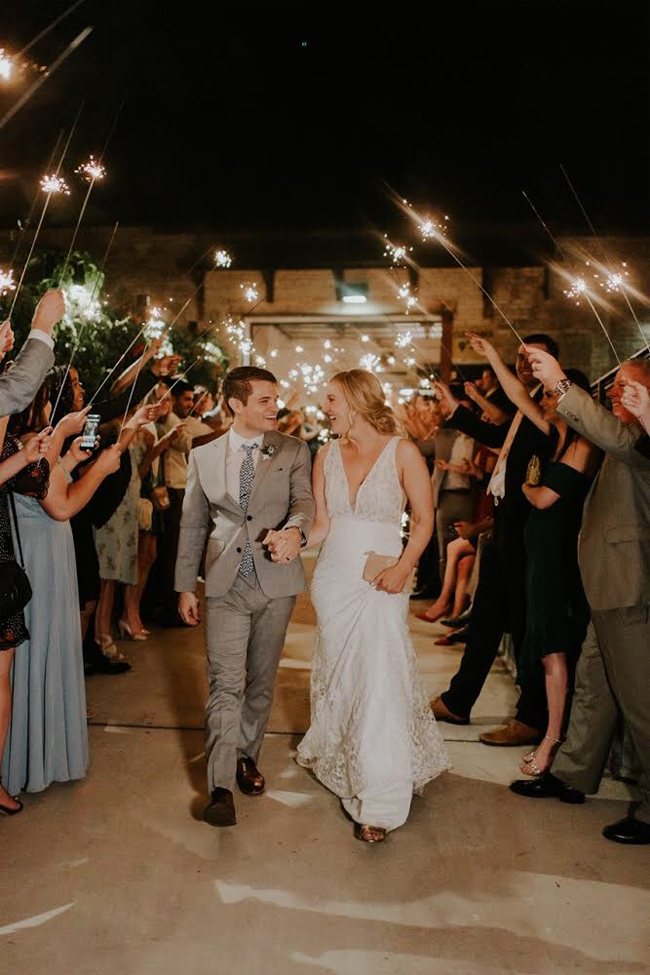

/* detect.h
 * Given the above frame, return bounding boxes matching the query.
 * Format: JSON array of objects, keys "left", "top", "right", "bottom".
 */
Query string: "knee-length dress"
[
  {"left": 94, "top": 443, "right": 140, "bottom": 585},
  {"left": 519, "top": 461, "right": 591, "bottom": 686}
]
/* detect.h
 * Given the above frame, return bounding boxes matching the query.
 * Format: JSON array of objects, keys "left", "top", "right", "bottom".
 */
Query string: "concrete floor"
[{"left": 3, "top": 554, "right": 648, "bottom": 975}]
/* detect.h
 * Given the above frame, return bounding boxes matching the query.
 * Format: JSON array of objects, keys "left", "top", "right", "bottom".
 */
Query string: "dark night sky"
[{"left": 0, "top": 1, "right": 649, "bottom": 262}]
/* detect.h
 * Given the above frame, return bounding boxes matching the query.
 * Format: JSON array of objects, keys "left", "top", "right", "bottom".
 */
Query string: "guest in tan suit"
[{"left": 511, "top": 351, "right": 650, "bottom": 845}]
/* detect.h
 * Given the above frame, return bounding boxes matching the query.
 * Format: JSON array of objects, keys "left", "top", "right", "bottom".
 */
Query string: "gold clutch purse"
[
  {"left": 362, "top": 552, "right": 415, "bottom": 593},
  {"left": 526, "top": 454, "right": 542, "bottom": 486}
]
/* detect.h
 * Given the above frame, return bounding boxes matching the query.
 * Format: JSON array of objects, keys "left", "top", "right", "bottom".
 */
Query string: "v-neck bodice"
[{"left": 324, "top": 437, "right": 405, "bottom": 524}]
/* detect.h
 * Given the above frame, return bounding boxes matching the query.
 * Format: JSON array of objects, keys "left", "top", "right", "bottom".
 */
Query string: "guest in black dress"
[{"left": 466, "top": 331, "right": 602, "bottom": 776}]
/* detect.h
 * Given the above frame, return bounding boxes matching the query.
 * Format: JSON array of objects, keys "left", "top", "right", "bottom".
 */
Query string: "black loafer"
[
  {"left": 441, "top": 608, "right": 473, "bottom": 628},
  {"left": 204, "top": 787, "right": 237, "bottom": 827},
  {"left": 602, "top": 817, "right": 650, "bottom": 845},
  {"left": 509, "top": 772, "right": 585, "bottom": 804}
]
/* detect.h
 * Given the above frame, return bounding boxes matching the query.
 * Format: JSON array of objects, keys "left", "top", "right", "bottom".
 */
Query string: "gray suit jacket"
[
  {"left": 174, "top": 430, "right": 315, "bottom": 599},
  {"left": 430, "top": 427, "right": 458, "bottom": 507},
  {"left": 0, "top": 335, "right": 54, "bottom": 416},
  {"left": 558, "top": 384, "right": 650, "bottom": 611}
]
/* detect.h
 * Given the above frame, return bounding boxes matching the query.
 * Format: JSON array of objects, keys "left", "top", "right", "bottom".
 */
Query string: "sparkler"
[
  {"left": 0, "top": 269, "right": 16, "bottom": 296},
  {"left": 50, "top": 221, "right": 120, "bottom": 424},
  {"left": 215, "top": 249, "right": 233, "bottom": 268},
  {"left": 522, "top": 189, "right": 628, "bottom": 361},
  {"left": 558, "top": 165, "right": 650, "bottom": 355},
  {"left": 6, "top": 105, "right": 83, "bottom": 319},
  {"left": 383, "top": 236, "right": 413, "bottom": 265},
  {"left": 419, "top": 214, "right": 450, "bottom": 240},
  {"left": 40, "top": 173, "right": 70, "bottom": 194},
  {"left": 240, "top": 283, "right": 259, "bottom": 303},
  {"left": 0, "top": 27, "right": 93, "bottom": 133},
  {"left": 405, "top": 203, "right": 527, "bottom": 347},
  {"left": 0, "top": 49, "right": 12, "bottom": 81},
  {"left": 76, "top": 155, "right": 106, "bottom": 182}
]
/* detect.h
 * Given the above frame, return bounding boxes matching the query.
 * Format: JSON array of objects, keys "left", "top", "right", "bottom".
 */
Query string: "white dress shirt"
[
  {"left": 27, "top": 329, "right": 54, "bottom": 349},
  {"left": 226, "top": 428, "right": 264, "bottom": 502},
  {"left": 444, "top": 433, "right": 474, "bottom": 490}
]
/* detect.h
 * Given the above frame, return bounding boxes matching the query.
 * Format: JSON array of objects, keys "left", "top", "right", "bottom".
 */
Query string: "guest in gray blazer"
[
  {"left": 511, "top": 350, "right": 650, "bottom": 846},
  {"left": 0, "top": 290, "right": 64, "bottom": 416}
]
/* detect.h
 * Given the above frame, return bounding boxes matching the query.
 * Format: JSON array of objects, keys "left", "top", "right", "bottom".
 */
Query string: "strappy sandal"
[
  {"left": 354, "top": 823, "right": 387, "bottom": 843},
  {"left": 0, "top": 793, "right": 23, "bottom": 816},
  {"left": 520, "top": 736, "right": 563, "bottom": 777}
]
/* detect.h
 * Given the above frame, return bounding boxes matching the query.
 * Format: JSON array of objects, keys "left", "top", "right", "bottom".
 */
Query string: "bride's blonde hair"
[{"left": 331, "top": 369, "right": 400, "bottom": 435}]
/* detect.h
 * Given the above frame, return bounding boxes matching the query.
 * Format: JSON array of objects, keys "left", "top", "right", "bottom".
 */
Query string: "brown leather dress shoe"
[
  {"left": 430, "top": 696, "right": 469, "bottom": 725},
  {"left": 479, "top": 719, "right": 542, "bottom": 747},
  {"left": 204, "top": 788, "right": 237, "bottom": 827},
  {"left": 236, "top": 756, "right": 265, "bottom": 795}
]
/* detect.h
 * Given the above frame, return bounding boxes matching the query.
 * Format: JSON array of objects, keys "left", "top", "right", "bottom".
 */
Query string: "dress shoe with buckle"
[
  {"left": 509, "top": 772, "right": 585, "bottom": 804},
  {"left": 236, "top": 756, "right": 265, "bottom": 795},
  {"left": 602, "top": 817, "right": 650, "bottom": 845},
  {"left": 430, "top": 696, "right": 470, "bottom": 725},
  {"left": 204, "top": 787, "right": 237, "bottom": 827},
  {"left": 479, "top": 719, "right": 542, "bottom": 747}
]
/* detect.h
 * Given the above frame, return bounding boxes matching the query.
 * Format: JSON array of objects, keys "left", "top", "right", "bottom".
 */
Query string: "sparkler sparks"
[
  {"left": 0, "top": 49, "right": 12, "bottom": 81},
  {"left": 383, "top": 236, "right": 413, "bottom": 265},
  {"left": 564, "top": 277, "right": 587, "bottom": 303},
  {"left": 359, "top": 353, "right": 382, "bottom": 373},
  {"left": 395, "top": 331, "right": 413, "bottom": 349},
  {"left": 76, "top": 155, "right": 106, "bottom": 182},
  {"left": 40, "top": 172, "right": 70, "bottom": 195},
  {"left": 0, "top": 268, "right": 16, "bottom": 296},
  {"left": 418, "top": 214, "right": 449, "bottom": 240},
  {"left": 240, "top": 283, "right": 259, "bottom": 303},
  {"left": 215, "top": 249, "right": 233, "bottom": 268}
]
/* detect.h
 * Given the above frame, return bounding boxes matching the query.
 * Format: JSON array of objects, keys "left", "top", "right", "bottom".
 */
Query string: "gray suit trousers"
[
  {"left": 204, "top": 573, "right": 296, "bottom": 793},
  {"left": 553, "top": 606, "right": 650, "bottom": 823}
]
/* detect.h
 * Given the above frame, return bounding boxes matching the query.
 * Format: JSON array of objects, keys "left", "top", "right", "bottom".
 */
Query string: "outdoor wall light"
[{"left": 336, "top": 281, "right": 368, "bottom": 304}]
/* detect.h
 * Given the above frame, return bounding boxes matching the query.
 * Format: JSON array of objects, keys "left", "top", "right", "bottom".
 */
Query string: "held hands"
[
  {"left": 527, "top": 348, "right": 565, "bottom": 391},
  {"left": 179, "top": 591, "right": 200, "bottom": 626},
  {"left": 32, "top": 289, "right": 65, "bottom": 336},
  {"left": 464, "top": 381, "right": 482, "bottom": 403},
  {"left": 620, "top": 379, "right": 650, "bottom": 421},
  {"left": 263, "top": 527, "right": 302, "bottom": 564},
  {"left": 372, "top": 563, "right": 410, "bottom": 594}
]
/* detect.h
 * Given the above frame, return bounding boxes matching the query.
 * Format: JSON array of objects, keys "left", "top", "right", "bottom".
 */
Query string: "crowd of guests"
[
  {"left": 0, "top": 293, "right": 648, "bottom": 847},
  {"left": 403, "top": 335, "right": 650, "bottom": 845}
]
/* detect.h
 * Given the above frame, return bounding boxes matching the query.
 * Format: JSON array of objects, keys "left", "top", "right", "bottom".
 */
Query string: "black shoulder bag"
[{"left": 0, "top": 492, "right": 32, "bottom": 619}]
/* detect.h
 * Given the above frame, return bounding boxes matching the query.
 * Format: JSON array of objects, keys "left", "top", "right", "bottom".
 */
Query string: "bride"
[{"left": 278, "top": 369, "right": 450, "bottom": 842}]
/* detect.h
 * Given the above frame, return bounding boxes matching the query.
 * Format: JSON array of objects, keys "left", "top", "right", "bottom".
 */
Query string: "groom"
[{"left": 175, "top": 366, "right": 315, "bottom": 827}]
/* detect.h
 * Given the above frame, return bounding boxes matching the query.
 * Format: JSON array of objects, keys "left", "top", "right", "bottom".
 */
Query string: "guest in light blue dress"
[{"left": 2, "top": 487, "right": 88, "bottom": 794}]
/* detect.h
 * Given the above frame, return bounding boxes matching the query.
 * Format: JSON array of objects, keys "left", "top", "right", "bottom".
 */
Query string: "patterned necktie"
[{"left": 238, "top": 443, "right": 258, "bottom": 577}]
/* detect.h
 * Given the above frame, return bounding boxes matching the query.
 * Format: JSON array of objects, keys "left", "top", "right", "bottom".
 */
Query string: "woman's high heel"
[
  {"left": 118, "top": 620, "right": 148, "bottom": 641},
  {"left": 0, "top": 791, "right": 23, "bottom": 816},
  {"left": 97, "top": 634, "right": 129, "bottom": 662},
  {"left": 520, "top": 736, "right": 563, "bottom": 777}
]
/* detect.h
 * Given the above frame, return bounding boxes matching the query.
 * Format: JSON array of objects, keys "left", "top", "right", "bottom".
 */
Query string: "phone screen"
[{"left": 80, "top": 414, "right": 101, "bottom": 450}]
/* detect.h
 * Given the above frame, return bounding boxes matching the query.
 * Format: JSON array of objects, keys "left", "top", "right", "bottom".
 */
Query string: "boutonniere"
[{"left": 260, "top": 444, "right": 276, "bottom": 460}]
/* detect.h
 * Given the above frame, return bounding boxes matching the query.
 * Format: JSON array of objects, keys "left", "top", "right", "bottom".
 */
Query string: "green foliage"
[{"left": 0, "top": 249, "right": 228, "bottom": 395}]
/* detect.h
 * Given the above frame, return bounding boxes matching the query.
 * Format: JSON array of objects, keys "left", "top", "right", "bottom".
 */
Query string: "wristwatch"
[{"left": 554, "top": 378, "right": 573, "bottom": 400}]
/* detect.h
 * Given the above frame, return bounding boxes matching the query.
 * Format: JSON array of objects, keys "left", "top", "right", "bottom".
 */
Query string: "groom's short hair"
[{"left": 223, "top": 366, "right": 278, "bottom": 415}]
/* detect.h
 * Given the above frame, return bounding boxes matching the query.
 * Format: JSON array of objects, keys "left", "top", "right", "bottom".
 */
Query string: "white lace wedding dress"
[{"left": 297, "top": 437, "right": 450, "bottom": 830}]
